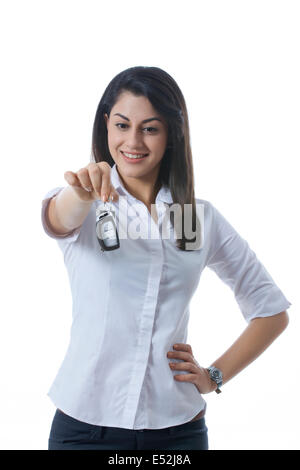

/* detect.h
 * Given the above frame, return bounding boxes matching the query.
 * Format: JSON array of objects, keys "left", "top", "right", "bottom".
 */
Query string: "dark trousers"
[{"left": 48, "top": 409, "right": 209, "bottom": 450}]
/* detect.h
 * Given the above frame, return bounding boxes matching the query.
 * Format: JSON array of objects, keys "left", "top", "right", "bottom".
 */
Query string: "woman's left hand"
[{"left": 167, "top": 343, "right": 216, "bottom": 394}]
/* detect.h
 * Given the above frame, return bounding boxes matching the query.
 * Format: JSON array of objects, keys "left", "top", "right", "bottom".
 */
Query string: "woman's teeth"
[{"left": 122, "top": 151, "right": 148, "bottom": 159}]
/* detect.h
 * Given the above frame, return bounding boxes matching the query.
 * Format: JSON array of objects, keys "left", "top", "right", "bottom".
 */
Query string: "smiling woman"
[
  {"left": 92, "top": 66, "right": 201, "bottom": 251},
  {"left": 43, "top": 65, "right": 291, "bottom": 451},
  {"left": 103, "top": 92, "right": 169, "bottom": 209}
]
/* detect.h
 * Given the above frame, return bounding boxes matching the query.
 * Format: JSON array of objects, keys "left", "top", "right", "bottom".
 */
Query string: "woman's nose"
[{"left": 125, "top": 129, "right": 145, "bottom": 147}]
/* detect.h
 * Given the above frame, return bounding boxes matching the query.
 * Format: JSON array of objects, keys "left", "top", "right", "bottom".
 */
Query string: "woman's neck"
[{"left": 116, "top": 166, "right": 162, "bottom": 207}]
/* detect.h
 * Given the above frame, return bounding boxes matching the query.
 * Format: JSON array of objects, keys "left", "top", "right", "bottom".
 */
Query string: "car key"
[{"left": 96, "top": 201, "right": 120, "bottom": 251}]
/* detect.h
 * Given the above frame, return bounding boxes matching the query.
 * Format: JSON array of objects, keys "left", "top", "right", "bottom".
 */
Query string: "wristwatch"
[{"left": 206, "top": 366, "right": 223, "bottom": 394}]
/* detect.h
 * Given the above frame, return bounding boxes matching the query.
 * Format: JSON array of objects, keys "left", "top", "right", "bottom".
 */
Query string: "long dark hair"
[{"left": 91, "top": 66, "right": 201, "bottom": 251}]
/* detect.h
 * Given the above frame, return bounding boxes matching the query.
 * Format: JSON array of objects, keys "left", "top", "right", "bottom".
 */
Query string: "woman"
[{"left": 41, "top": 66, "right": 291, "bottom": 450}]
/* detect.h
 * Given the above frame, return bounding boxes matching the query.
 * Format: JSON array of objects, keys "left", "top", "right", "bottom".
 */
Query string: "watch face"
[
  {"left": 212, "top": 370, "right": 221, "bottom": 380},
  {"left": 209, "top": 367, "right": 222, "bottom": 382}
]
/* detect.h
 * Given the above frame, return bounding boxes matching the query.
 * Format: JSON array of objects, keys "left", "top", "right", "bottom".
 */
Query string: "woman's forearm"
[
  {"left": 208, "top": 311, "right": 289, "bottom": 388},
  {"left": 48, "top": 186, "right": 93, "bottom": 234}
]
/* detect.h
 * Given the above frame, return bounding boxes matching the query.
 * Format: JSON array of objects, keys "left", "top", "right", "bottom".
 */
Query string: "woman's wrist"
[{"left": 203, "top": 368, "right": 218, "bottom": 393}]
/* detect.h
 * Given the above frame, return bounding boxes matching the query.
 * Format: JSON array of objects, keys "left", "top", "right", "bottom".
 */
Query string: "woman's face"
[{"left": 104, "top": 91, "right": 168, "bottom": 181}]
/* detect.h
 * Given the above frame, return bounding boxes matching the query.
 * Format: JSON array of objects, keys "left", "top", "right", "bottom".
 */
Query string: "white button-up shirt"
[{"left": 41, "top": 163, "right": 292, "bottom": 429}]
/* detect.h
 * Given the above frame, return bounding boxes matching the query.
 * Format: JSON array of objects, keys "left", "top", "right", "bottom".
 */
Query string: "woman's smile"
[{"left": 120, "top": 150, "right": 150, "bottom": 163}]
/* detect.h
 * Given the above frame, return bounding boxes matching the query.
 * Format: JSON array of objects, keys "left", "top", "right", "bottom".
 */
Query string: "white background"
[{"left": 0, "top": 0, "right": 298, "bottom": 450}]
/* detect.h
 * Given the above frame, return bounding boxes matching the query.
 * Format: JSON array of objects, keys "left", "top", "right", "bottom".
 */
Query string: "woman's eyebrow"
[{"left": 113, "top": 113, "right": 162, "bottom": 124}]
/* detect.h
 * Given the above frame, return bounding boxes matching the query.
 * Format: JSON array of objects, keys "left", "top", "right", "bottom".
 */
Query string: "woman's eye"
[
  {"left": 115, "top": 124, "right": 158, "bottom": 133},
  {"left": 144, "top": 127, "right": 158, "bottom": 133}
]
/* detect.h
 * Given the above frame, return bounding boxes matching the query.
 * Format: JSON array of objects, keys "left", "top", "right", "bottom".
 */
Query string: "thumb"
[{"left": 110, "top": 187, "right": 119, "bottom": 202}]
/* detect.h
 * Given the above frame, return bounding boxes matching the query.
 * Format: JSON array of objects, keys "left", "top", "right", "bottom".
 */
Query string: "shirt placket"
[{"left": 122, "top": 199, "right": 165, "bottom": 429}]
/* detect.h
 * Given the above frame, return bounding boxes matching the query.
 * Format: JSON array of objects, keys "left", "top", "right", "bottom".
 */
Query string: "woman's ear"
[{"left": 104, "top": 113, "right": 109, "bottom": 128}]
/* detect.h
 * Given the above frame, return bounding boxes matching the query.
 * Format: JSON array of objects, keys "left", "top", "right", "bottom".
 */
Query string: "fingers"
[
  {"left": 167, "top": 351, "right": 191, "bottom": 362},
  {"left": 100, "top": 166, "right": 119, "bottom": 202},
  {"left": 77, "top": 166, "right": 96, "bottom": 194},
  {"left": 99, "top": 169, "right": 111, "bottom": 202},
  {"left": 169, "top": 362, "right": 198, "bottom": 373},
  {"left": 167, "top": 344, "right": 192, "bottom": 356},
  {"left": 64, "top": 171, "right": 80, "bottom": 187},
  {"left": 108, "top": 186, "right": 119, "bottom": 202},
  {"left": 65, "top": 162, "right": 119, "bottom": 203},
  {"left": 87, "top": 164, "right": 102, "bottom": 199},
  {"left": 96, "top": 162, "right": 119, "bottom": 202},
  {"left": 173, "top": 344, "right": 192, "bottom": 352}
]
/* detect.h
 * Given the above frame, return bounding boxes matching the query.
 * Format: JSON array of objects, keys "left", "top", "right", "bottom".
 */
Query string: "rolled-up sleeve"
[{"left": 206, "top": 202, "right": 292, "bottom": 324}]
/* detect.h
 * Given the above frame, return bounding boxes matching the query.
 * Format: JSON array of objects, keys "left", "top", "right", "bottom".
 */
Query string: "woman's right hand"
[{"left": 64, "top": 162, "right": 119, "bottom": 203}]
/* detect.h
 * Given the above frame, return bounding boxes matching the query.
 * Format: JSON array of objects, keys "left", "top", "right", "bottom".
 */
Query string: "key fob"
[{"left": 96, "top": 203, "right": 120, "bottom": 251}]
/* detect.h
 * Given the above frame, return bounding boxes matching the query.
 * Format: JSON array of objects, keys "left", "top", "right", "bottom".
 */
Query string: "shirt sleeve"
[
  {"left": 205, "top": 201, "right": 292, "bottom": 324},
  {"left": 41, "top": 186, "right": 82, "bottom": 244}
]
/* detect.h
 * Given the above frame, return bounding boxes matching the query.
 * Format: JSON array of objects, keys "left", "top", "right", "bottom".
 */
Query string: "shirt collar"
[{"left": 110, "top": 163, "right": 173, "bottom": 204}]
